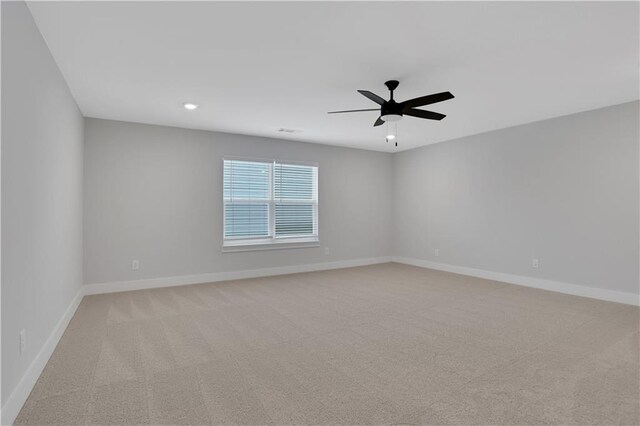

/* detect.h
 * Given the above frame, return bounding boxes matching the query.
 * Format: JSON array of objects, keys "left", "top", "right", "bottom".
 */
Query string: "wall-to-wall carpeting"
[{"left": 16, "top": 264, "right": 639, "bottom": 425}]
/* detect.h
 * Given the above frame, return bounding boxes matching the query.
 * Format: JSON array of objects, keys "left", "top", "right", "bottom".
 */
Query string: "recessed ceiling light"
[{"left": 183, "top": 103, "right": 199, "bottom": 110}]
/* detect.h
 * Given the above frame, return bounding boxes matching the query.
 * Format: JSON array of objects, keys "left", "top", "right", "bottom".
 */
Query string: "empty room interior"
[{"left": 1, "top": 1, "right": 639, "bottom": 425}]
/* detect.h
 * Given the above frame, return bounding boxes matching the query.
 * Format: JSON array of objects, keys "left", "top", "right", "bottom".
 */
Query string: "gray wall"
[
  {"left": 1, "top": 1, "right": 84, "bottom": 407},
  {"left": 1, "top": 1, "right": 636, "bottom": 419},
  {"left": 394, "top": 101, "right": 639, "bottom": 294},
  {"left": 84, "top": 118, "right": 394, "bottom": 284}
]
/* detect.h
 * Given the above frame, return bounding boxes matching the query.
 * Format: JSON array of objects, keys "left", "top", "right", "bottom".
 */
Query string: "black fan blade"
[
  {"left": 358, "top": 90, "right": 387, "bottom": 105},
  {"left": 328, "top": 108, "right": 379, "bottom": 114},
  {"left": 374, "top": 116, "right": 384, "bottom": 127},
  {"left": 403, "top": 109, "right": 446, "bottom": 121},
  {"left": 401, "top": 91, "right": 454, "bottom": 109}
]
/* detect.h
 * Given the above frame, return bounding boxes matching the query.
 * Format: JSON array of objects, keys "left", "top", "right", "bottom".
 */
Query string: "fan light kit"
[
  {"left": 329, "top": 80, "right": 454, "bottom": 147},
  {"left": 386, "top": 122, "right": 397, "bottom": 141}
]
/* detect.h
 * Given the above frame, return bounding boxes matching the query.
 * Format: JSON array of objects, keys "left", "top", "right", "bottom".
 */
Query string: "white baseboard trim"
[
  {"left": 1, "top": 286, "right": 85, "bottom": 426},
  {"left": 84, "top": 256, "right": 393, "bottom": 295},
  {"left": 393, "top": 257, "right": 639, "bottom": 306}
]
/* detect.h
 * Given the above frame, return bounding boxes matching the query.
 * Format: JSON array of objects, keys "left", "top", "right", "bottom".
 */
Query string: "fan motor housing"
[{"left": 381, "top": 100, "right": 403, "bottom": 121}]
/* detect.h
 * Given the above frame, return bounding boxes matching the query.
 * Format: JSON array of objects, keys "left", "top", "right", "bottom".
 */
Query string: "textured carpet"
[{"left": 15, "top": 263, "right": 639, "bottom": 425}]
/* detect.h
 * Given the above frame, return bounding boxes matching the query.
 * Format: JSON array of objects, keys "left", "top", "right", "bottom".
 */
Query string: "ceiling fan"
[{"left": 328, "top": 81, "right": 454, "bottom": 140}]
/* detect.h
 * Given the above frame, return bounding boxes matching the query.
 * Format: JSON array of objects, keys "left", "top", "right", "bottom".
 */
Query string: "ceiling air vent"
[{"left": 277, "top": 128, "right": 302, "bottom": 134}]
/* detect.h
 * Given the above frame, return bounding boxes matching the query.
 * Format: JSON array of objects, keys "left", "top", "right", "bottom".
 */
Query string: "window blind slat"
[{"left": 275, "top": 203, "right": 315, "bottom": 236}]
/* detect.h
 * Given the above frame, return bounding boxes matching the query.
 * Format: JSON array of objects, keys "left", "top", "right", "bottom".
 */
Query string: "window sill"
[{"left": 222, "top": 237, "right": 320, "bottom": 253}]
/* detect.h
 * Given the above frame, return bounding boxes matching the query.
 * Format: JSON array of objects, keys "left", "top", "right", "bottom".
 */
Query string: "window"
[{"left": 223, "top": 158, "right": 318, "bottom": 249}]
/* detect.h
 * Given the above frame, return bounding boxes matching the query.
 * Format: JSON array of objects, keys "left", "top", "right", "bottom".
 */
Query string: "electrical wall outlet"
[
  {"left": 324, "top": 247, "right": 330, "bottom": 255},
  {"left": 132, "top": 260, "right": 140, "bottom": 271},
  {"left": 435, "top": 249, "right": 440, "bottom": 257},
  {"left": 20, "top": 329, "right": 26, "bottom": 355},
  {"left": 532, "top": 258, "right": 539, "bottom": 269}
]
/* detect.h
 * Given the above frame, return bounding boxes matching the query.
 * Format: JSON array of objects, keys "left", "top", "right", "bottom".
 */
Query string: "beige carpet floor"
[{"left": 15, "top": 263, "right": 639, "bottom": 425}]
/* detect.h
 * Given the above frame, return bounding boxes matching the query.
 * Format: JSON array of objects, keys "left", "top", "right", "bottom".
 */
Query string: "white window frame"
[{"left": 222, "top": 156, "right": 319, "bottom": 252}]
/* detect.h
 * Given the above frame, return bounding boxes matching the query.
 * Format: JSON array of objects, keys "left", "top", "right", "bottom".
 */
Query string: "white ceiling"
[{"left": 28, "top": 1, "right": 639, "bottom": 152}]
